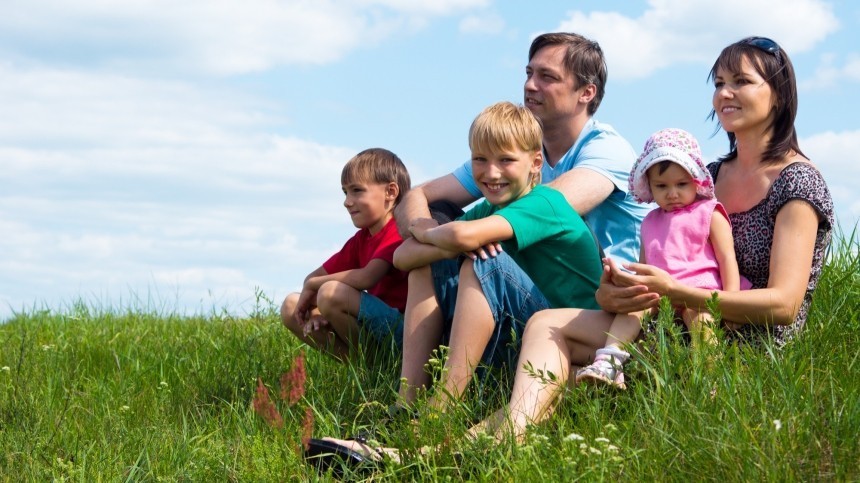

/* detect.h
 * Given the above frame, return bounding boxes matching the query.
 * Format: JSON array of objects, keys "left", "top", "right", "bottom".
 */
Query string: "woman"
[{"left": 602, "top": 36, "right": 834, "bottom": 342}]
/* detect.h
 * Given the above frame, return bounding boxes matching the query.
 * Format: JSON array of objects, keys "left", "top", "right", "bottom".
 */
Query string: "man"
[{"left": 392, "top": 32, "right": 651, "bottom": 411}]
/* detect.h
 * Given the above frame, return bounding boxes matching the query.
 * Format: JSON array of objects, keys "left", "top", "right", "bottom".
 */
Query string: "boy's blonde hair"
[
  {"left": 469, "top": 101, "right": 543, "bottom": 185},
  {"left": 341, "top": 148, "right": 411, "bottom": 204}
]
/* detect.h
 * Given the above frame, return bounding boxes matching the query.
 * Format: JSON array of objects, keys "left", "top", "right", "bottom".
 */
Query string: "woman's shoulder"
[
  {"left": 772, "top": 160, "right": 829, "bottom": 195},
  {"left": 768, "top": 160, "right": 835, "bottom": 226}
]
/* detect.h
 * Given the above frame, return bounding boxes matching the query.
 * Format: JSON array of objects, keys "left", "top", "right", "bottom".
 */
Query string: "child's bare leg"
[
  {"left": 429, "top": 259, "right": 494, "bottom": 410},
  {"left": 682, "top": 308, "right": 717, "bottom": 348},
  {"left": 314, "top": 280, "right": 364, "bottom": 359},
  {"left": 604, "top": 311, "right": 645, "bottom": 350},
  {"left": 468, "top": 308, "right": 613, "bottom": 442},
  {"left": 397, "top": 265, "right": 445, "bottom": 406},
  {"left": 280, "top": 292, "right": 345, "bottom": 356}
]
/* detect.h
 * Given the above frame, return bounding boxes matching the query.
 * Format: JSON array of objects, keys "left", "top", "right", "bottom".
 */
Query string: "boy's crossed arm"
[{"left": 394, "top": 215, "right": 513, "bottom": 271}]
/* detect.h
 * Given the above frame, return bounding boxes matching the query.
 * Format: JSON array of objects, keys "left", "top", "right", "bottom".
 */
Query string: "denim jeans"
[
  {"left": 432, "top": 252, "right": 550, "bottom": 369},
  {"left": 357, "top": 291, "right": 404, "bottom": 351}
]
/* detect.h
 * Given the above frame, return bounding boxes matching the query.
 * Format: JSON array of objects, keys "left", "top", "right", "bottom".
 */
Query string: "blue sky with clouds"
[{"left": 2, "top": 0, "right": 858, "bottom": 320}]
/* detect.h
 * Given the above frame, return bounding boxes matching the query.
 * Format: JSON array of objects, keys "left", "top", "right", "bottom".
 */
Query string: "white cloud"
[
  {"left": 0, "top": 62, "right": 359, "bottom": 319},
  {"left": 802, "top": 129, "right": 860, "bottom": 230},
  {"left": 801, "top": 53, "right": 860, "bottom": 89},
  {"left": 555, "top": 0, "right": 839, "bottom": 80},
  {"left": 0, "top": 0, "right": 488, "bottom": 75},
  {"left": 459, "top": 12, "right": 505, "bottom": 35}
]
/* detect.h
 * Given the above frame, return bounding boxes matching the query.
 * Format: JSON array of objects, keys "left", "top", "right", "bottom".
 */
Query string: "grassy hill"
[{"left": 1, "top": 235, "right": 858, "bottom": 481}]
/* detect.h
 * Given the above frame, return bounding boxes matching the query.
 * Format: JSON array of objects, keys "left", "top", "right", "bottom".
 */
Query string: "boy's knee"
[
  {"left": 316, "top": 280, "right": 350, "bottom": 311},
  {"left": 280, "top": 293, "right": 300, "bottom": 329},
  {"left": 281, "top": 293, "right": 301, "bottom": 332},
  {"left": 408, "top": 264, "right": 432, "bottom": 285},
  {"left": 524, "top": 310, "right": 554, "bottom": 334},
  {"left": 458, "top": 258, "right": 476, "bottom": 278}
]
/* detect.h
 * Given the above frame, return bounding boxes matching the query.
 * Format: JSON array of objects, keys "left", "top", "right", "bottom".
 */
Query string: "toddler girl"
[{"left": 576, "top": 128, "right": 750, "bottom": 388}]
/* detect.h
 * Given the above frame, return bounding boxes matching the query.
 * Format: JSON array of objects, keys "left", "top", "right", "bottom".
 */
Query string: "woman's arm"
[
  {"left": 709, "top": 210, "right": 741, "bottom": 292},
  {"left": 617, "top": 200, "right": 820, "bottom": 326}
]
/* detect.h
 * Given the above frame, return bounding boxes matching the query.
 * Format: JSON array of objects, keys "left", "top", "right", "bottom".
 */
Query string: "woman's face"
[{"left": 712, "top": 55, "right": 775, "bottom": 137}]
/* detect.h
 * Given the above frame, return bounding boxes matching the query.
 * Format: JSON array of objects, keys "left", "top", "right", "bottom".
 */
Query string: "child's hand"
[
  {"left": 602, "top": 257, "right": 622, "bottom": 285},
  {"left": 294, "top": 289, "right": 317, "bottom": 325},
  {"left": 464, "top": 242, "right": 504, "bottom": 261},
  {"left": 302, "top": 314, "right": 329, "bottom": 336}
]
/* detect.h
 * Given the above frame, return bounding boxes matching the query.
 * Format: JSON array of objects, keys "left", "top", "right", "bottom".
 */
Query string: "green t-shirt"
[{"left": 460, "top": 185, "right": 601, "bottom": 309}]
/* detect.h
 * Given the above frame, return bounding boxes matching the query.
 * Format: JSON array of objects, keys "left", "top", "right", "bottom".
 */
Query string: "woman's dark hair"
[{"left": 708, "top": 37, "right": 804, "bottom": 163}]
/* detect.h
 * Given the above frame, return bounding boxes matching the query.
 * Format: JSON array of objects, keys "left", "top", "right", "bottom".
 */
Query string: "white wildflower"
[
  {"left": 120, "top": 405, "right": 130, "bottom": 412},
  {"left": 1, "top": 366, "right": 10, "bottom": 372},
  {"left": 595, "top": 437, "right": 611, "bottom": 444},
  {"left": 565, "top": 433, "right": 585, "bottom": 442},
  {"left": 589, "top": 447, "right": 602, "bottom": 455},
  {"left": 773, "top": 419, "right": 782, "bottom": 431},
  {"left": 531, "top": 434, "right": 549, "bottom": 443}
]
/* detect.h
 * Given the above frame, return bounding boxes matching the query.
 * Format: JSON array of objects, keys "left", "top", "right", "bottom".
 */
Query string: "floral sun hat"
[{"left": 628, "top": 128, "right": 714, "bottom": 204}]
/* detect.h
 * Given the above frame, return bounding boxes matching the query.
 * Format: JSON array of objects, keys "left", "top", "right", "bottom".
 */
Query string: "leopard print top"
[{"left": 708, "top": 161, "right": 834, "bottom": 345}]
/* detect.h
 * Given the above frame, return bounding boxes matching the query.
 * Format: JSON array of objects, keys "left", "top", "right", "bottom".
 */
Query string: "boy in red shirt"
[{"left": 281, "top": 148, "right": 411, "bottom": 360}]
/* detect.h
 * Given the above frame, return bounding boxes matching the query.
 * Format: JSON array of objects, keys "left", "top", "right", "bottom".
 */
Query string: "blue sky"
[{"left": 1, "top": 0, "right": 858, "bottom": 320}]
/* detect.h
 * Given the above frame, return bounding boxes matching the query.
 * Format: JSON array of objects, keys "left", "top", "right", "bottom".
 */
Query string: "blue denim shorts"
[
  {"left": 432, "top": 252, "right": 550, "bottom": 369},
  {"left": 357, "top": 292, "right": 404, "bottom": 351}
]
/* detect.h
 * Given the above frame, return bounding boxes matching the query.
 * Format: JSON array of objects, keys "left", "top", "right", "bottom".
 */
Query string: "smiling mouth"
[{"left": 484, "top": 183, "right": 507, "bottom": 192}]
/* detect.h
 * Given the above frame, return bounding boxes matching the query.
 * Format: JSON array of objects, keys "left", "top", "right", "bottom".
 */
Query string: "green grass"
[{"left": 1, "top": 235, "right": 858, "bottom": 481}]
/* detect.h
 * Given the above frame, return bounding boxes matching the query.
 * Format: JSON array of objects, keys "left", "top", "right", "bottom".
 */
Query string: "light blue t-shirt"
[{"left": 452, "top": 118, "right": 652, "bottom": 264}]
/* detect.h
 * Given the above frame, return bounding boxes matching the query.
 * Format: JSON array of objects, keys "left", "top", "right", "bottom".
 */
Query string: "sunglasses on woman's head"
[{"left": 742, "top": 36, "right": 782, "bottom": 64}]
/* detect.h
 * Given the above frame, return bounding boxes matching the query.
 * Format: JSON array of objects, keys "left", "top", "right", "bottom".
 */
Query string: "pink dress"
[{"left": 640, "top": 198, "right": 752, "bottom": 291}]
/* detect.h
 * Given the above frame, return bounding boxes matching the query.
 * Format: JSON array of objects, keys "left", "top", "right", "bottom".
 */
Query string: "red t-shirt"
[{"left": 322, "top": 217, "right": 408, "bottom": 312}]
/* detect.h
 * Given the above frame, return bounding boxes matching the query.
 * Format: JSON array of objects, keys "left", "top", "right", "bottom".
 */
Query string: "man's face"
[{"left": 524, "top": 44, "right": 580, "bottom": 126}]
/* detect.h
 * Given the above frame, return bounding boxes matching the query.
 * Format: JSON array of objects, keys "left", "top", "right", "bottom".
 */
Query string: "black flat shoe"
[{"left": 303, "top": 437, "right": 384, "bottom": 477}]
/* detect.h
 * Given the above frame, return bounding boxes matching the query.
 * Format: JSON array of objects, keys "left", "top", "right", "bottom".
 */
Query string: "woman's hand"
[
  {"left": 611, "top": 261, "right": 680, "bottom": 297},
  {"left": 596, "top": 258, "right": 660, "bottom": 314}
]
